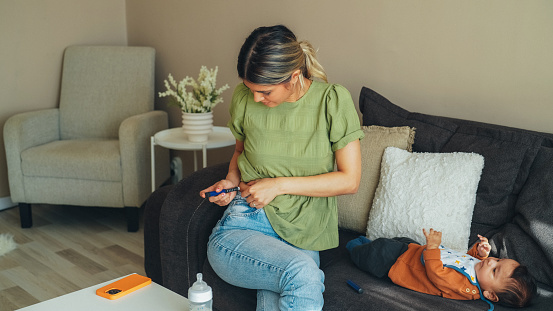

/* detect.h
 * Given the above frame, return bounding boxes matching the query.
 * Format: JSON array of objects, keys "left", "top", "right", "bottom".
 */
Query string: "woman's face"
[
  {"left": 243, "top": 70, "right": 303, "bottom": 107},
  {"left": 243, "top": 80, "right": 295, "bottom": 108}
]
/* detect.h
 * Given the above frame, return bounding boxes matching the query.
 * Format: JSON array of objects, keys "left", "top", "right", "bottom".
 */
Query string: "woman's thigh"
[
  {"left": 208, "top": 226, "right": 322, "bottom": 289},
  {"left": 208, "top": 194, "right": 324, "bottom": 310}
]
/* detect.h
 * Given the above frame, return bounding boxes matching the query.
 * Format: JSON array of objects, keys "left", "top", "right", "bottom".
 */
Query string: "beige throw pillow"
[{"left": 337, "top": 126, "right": 415, "bottom": 233}]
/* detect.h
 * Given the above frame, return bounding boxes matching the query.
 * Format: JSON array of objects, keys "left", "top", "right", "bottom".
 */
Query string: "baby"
[{"left": 347, "top": 229, "right": 536, "bottom": 309}]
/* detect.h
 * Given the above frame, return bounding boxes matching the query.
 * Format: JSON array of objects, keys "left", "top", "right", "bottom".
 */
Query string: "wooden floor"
[{"left": 0, "top": 204, "right": 146, "bottom": 310}]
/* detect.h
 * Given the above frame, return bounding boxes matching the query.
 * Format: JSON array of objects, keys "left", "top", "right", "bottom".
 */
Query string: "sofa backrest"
[
  {"left": 360, "top": 86, "right": 553, "bottom": 287},
  {"left": 59, "top": 46, "right": 155, "bottom": 140}
]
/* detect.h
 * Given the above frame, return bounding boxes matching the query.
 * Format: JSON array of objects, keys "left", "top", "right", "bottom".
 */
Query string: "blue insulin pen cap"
[{"left": 347, "top": 280, "right": 363, "bottom": 294}]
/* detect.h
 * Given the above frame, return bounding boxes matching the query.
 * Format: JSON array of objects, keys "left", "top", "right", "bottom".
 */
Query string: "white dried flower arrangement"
[{"left": 159, "top": 66, "right": 230, "bottom": 113}]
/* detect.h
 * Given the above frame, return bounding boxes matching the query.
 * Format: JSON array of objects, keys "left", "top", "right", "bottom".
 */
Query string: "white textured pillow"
[{"left": 366, "top": 147, "right": 484, "bottom": 252}]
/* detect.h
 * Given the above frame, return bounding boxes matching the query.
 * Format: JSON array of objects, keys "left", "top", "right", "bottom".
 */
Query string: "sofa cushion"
[
  {"left": 491, "top": 224, "right": 553, "bottom": 287},
  {"left": 504, "top": 146, "right": 553, "bottom": 286},
  {"left": 359, "top": 87, "right": 457, "bottom": 152},
  {"left": 366, "top": 147, "right": 484, "bottom": 252},
  {"left": 338, "top": 125, "right": 415, "bottom": 233},
  {"left": 440, "top": 125, "right": 543, "bottom": 229},
  {"left": 60, "top": 46, "right": 155, "bottom": 140}
]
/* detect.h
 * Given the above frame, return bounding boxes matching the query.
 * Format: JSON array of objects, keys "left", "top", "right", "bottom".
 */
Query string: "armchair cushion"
[
  {"left": 59, "top": 46, "right": 155, "bottom": 140},
  {"left": 21, "top": 140, "right": 121, "bottom": 181}
]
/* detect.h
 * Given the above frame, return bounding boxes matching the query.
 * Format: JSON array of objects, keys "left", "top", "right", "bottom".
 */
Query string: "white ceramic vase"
[{"left": 181, "top": 111, "right": 213, "bottom": 143}]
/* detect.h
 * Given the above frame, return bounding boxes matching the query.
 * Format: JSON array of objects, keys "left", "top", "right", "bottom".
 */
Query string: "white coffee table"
[
  {"left": 17, "top": 274, "right": 189, "bottom": 311},
  {"left": 151, "top": 126, "right": 236, "bottom": 191}
]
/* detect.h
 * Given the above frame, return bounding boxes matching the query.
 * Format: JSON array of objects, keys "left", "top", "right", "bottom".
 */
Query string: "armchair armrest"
[
  {"left": 119, "top": 110, "right": 169, "bottom": 207},
  {"left": 158, "top": 162, "right": 229, "bottom": 297},
  {"left": 3, "top": 108, "right": 60, "bottom": 202}
]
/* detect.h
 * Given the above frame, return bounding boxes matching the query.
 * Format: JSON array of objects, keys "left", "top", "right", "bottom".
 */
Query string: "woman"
[{"left": 201, "top": 25, "right": 364, "bottom": 311}]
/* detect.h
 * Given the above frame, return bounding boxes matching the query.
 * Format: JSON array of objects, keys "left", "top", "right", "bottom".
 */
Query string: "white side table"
[
  {"left": 17, "top": 274, "right": 189, "bottom": 311},
  {"left": 151, "top": 126, "right": 236, "bottom": 191}
]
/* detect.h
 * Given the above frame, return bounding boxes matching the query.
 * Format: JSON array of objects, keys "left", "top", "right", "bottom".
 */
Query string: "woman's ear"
[
  {"left": 290, "top": 69, "right": 302, "bottom": 84},
  {"left": 483, "top": 290, "right": 499, "bottom": 302}
]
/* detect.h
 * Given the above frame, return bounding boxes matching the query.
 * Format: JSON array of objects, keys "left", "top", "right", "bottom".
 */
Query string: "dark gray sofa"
[{"left": 144, "top": 86, "right": 553, "bottom": 310}]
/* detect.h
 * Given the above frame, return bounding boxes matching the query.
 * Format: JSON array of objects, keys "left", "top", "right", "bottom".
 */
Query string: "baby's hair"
[{"left": 497, "top": 265, "right": 537, "bottom": 308}]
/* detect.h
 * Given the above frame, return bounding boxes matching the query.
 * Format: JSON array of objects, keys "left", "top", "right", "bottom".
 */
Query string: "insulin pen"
[
  {"left": 347, "top": 280, "right": 363, "bottom": 294},
  {"left": 205, "top": 187, "right": 240, "bottom": 198}
]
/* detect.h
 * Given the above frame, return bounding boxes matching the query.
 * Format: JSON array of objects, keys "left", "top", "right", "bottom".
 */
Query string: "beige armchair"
[{"left": 4, "top": 46, "right": 170, "bottom": 232}]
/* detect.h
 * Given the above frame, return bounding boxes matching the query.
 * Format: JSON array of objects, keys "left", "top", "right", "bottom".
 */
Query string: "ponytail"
[{"left": 299, "top": 40, "right": 328, "bottom": 84}]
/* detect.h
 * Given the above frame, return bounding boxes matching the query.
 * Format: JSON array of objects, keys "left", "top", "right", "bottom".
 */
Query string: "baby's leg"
[
  {"left": 346, "top": 236, "right": 372, "bottom": 252},
  {"left": 349, "top": 238, "right": 410, "bottom": 278},
  {"left": 393, "top": 236, "right": 419, "bottom": 245}
]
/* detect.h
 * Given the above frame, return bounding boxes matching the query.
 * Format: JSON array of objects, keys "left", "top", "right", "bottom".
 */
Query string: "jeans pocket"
[
  {"left": 229, "top": 204, "right": 261, "bottom": 217},
  {"left": 215, "top": 193, "right": 275, "bottom": 236},
  {"left": 222, "top": 205, "right": 262, "bottom": 226}
]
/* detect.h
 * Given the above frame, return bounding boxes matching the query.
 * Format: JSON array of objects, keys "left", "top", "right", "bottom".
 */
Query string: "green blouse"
[{"left": 228, "top": 81, "right": 364, "bottom": 251}]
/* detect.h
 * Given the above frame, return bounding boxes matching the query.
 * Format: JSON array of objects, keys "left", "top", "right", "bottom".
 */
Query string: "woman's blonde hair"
[{"left": 237, "top": 25, "right": 327, "bottom": 90}]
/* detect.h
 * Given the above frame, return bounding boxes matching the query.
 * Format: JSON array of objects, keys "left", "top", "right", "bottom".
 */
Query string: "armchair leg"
[
  {"left": 19, "top": 203, "right": 33, "bottom": 228},
  {"left": 125, "top": 206, "right": 139, "bottom": 232}
]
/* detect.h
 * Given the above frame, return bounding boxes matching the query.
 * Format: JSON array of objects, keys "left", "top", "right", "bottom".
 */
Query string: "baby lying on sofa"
[{"left": 347, "top": 228, "right": 536, "bottom": 310}]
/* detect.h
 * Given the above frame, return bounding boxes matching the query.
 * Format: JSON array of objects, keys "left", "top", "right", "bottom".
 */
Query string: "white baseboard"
[{"left": 0, "top": 197, "right": 16, "bottom": 211}]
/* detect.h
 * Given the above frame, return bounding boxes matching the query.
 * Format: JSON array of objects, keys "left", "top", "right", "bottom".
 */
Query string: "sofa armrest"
[
  {"left": 158, "top": 162, "right": 230, "bottom": 297},
  {"left": 144, "top": 184, "right": 174, "bottom": 285},
  {"left": 3, "top": 108, "right": 60, "bottom": 202}
]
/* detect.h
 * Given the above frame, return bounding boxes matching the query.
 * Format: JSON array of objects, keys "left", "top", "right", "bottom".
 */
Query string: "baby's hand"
[
  {"left": 423, "top": 228, "right": 442, "bottom": 250},
  {"left": 477, "top": 234, "right": 491, "bottom": 257}
]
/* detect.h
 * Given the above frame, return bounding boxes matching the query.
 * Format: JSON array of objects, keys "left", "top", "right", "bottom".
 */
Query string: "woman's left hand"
[{"left": 240, "top": 178, "right": 281, "bottom": 209}]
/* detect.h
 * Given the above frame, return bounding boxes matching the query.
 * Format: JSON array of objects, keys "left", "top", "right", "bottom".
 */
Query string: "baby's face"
[{"left": 475, "top": 257, "right": 519, "bottom": 300}]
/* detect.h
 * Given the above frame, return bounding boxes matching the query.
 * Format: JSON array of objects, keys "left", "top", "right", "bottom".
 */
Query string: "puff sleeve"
[{"left": 325, "top": 85, "right": 364, "bottom": 151}]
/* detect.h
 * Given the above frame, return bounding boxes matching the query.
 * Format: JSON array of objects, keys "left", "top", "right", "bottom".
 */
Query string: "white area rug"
[{"left": 0, "top": 233, "right": 17, "bottom": 256}]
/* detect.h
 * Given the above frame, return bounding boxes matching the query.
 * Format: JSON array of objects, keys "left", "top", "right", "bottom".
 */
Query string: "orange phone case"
[{"left": 96, "top": 274, "right": 152, "bottom": 300}]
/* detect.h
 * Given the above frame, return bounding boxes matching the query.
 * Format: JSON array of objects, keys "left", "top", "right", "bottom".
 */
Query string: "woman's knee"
[
  {"left": 287, "top": 258, "right": 323, "bottom": 283},
  {"left": 280, "top": 257, "right": 325, "bottom": 300}
]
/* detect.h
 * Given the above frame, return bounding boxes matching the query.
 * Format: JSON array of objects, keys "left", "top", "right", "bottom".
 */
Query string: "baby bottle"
[{"left": 188, "top": 273, "right": 213, "bottom": 311}]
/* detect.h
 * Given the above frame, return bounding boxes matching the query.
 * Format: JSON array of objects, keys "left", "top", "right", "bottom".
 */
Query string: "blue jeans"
[{"left": 207, "top": 193, "right": 325, "bottom": 311}]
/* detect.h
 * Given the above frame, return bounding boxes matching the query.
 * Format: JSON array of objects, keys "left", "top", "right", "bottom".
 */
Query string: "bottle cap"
[{"left": 188, "top": 273, "right": 212, "bottom": 303}]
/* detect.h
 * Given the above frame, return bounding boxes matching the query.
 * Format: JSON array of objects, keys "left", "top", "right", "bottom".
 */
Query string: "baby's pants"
[{"left": 347, "top": 236, "right": 419, "bottom": 278}]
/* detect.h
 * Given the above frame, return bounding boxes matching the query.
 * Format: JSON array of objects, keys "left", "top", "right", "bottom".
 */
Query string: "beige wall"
[
  {"left": 0, "top": 0, "right": 127, "bottom": 199},
  {"left": 126, "top": 0, "right": 553, "bottom": 135},
  {"left": 127, "top": 0, "right": 553, "bottom": 176},
  {"left": 2, "top": 0, "right": 552, "bottom": 200}
]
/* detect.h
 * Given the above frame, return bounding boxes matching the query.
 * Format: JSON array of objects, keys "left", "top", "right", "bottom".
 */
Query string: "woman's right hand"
[{"left": 200, "top": 179, "right": 238, "bottom": 206}]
